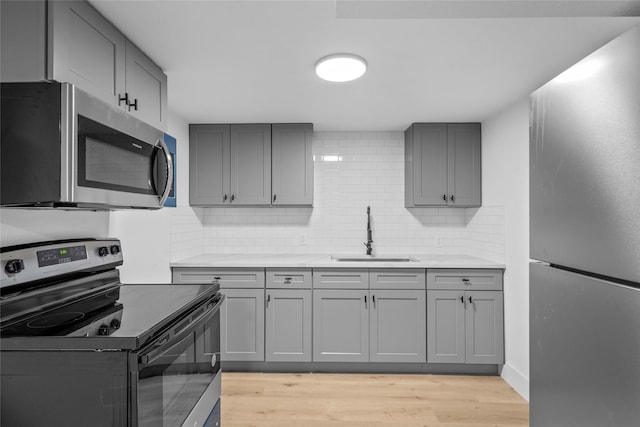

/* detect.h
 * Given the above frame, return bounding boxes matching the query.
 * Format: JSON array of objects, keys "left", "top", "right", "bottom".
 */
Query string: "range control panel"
[{"left": 0, "top": 238, "right": 123, "bottom": 291}]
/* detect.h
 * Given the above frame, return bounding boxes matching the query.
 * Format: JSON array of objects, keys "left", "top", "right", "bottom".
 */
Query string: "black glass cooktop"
[
  {"left": 0, "top": 283, "right": 219, "bottom": 350},
  {"left": 0, "top": 286, "right": 122, "bottom": 337}
]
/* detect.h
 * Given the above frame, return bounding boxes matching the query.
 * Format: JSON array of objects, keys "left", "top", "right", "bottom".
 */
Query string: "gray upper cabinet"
[
  {"left": 230, "top": 124, "right": 272, "bottom": 205},
  {"left": 49, "top": 0, "right": 126, "bottom": 107},
  {"left": 369, "top": 289, "right": 426, "bottom": 363},
  {"left": 124, "top": 40, "right": 168, "bottom": 130},
  {"left": 447, "top": 124, "right": 482, "bottom": 206},
  {"left": 405, "top": 123, "right": 448, "bottom": 206},
  {"left": 190, "top": 124, "right": 271, "bottom": 205},
  {"left": 189, "top": 125, "right": 230, "bottom": 206},
  {"left": 0, "top": 0, "right": 167, "bottom": 130},
  {"left": 405, "top": 123, "right": 481, "bottom": 207},
  {"left": 1, "top": 1, "right": 49, "bottom": 82},
  {"left": 189, "top": 123, "right": 313, "bottom": 207},
  {"left": 271, "top": 124, "right": 314, "bottom": 206},
  {"left": 313, "top": 289, "right": 369, "bottom": 362}
]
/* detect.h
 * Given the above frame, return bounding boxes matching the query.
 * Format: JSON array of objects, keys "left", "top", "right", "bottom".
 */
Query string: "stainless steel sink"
[{"left": 331, "top": 256, "right": 417, "bottom": 262}]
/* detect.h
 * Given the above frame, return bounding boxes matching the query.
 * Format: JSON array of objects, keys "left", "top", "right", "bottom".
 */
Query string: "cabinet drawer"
[
  {"left": 369, "top": 269, "right": 426, "bottom": 290},
  {"left": 427, "top": 269, "right": 503, "bottom": 291},
  {"left": 172, "top": 268, "right": 265, "bottom": 288},
  {"left": 266, "top": 269, "right": 312, "bottom": 289},
  {"left": 312, "top": 269, "right": 369, "bottom": 289}
]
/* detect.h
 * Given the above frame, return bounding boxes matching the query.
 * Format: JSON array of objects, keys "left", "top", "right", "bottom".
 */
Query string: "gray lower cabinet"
[
  {"left": 370, "top": 290, "right": 426, "bottom": 363},
  {"left": 271, "top": 124, "right": 314, "bottom": 206},
  {"left": 427, "top": 290, "right": 503, "bottom": 364},
  {"left": 265, "top": 289, "right": 312, "bottom": 362},
  {"left": 189, "top": 124, "right": 271, "bottom": 206},
  {"left": 220, "top": 288, "right": 265, "bottom": 362},
  {"left": 312, "top": 287, "right": 426, "bottom": 363},
  {"left": 405, "top": 123, "right": 481, "bottom": 207},
  {"left": 313, "top": 289, "right": 369, "bottom": 362}
]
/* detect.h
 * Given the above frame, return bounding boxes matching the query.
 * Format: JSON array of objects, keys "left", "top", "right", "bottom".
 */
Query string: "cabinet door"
[
  {"left": 409, "top": 123, "right": 448, "bottom": 206},
  {"left": 271, "top": 124, "right": 313, "bottom": 206},
  {"left": 125, "top": 40, "right": 168, "bottom": 130},
  {"left": 370, "top": 290, "right": 426, "bottom": 363},
  {"left": 220, "top": 288, "right": 264, "bottom": 362},
  {"left": 465, "top": 291, "right": 504, "bottom": 364},
  {"left": 427, "top": 290, "right": 466, "bottom": 363},
  {"left": 313, "top": 290, "right": 369, "bottom": 362},
  {"left": 189, "top": 125, "right": 230, "bottom": 205},
  {"left": 265, "top": 289, "right": 312, "bottom": 362},
  {"left": 229, "top": 124, "right": 271, "bottom": 205},
  {"left": 49, "top": 0, "right": 126, "bottom": 106},
  {"left": 447, "top": 123, "right": 481, "bottom": 207},
  {"left": 0, "top": 0, "right": 48, "bottom": 82}
]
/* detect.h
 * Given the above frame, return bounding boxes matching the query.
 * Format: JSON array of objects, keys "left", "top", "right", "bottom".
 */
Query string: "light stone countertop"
[{"left": 170, "top": 253, "right": 505, "bottom": 269}]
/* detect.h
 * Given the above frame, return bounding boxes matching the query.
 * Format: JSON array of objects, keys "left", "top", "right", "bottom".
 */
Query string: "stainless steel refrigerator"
[{"left": 530, "top": 25, "right": 640, "bottom": 427}]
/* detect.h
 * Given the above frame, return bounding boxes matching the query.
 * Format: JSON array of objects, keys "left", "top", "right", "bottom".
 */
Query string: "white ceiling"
[{"left": 90, "top": 1, "right": 640, "bottom": 131}]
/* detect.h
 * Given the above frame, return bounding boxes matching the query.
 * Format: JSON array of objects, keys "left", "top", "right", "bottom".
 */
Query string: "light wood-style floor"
[{"left": 221, "top": 372, "right": 529, "bottom": 427}]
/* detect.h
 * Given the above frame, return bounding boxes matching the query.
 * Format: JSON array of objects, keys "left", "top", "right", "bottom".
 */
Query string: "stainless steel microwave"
[{"left": 0, "top": 82, "right": 172, "bottom": 210}]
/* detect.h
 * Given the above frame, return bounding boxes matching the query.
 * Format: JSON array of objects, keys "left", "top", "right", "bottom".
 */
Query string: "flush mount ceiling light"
[{"left": 315, "top": 53, "right": 367, "bottom": 82}]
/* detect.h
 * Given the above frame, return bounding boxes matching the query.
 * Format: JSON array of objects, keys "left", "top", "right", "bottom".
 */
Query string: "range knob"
[
  {"left": 5, "top": 259, "right": 25, "bottom": 274},
  {"left": 98, "top": 324, "right": 111, "bottom": 335},
  {"left": 110, "top": 318, "right": 121, "bottom": 329},
  {"left": 98, "top": 247, "right": 109, "bottom": 257},
  {"left": 110, "top": 245, "right": 120, "bottom": 255}
]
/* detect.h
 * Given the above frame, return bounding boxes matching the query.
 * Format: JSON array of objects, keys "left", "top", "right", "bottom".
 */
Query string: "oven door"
[
  {"left": 66, "top": 83, "right": 172, "bottom": 209},
  {"left": 134, "top": 294, "right": 223, "bottom": 427}
]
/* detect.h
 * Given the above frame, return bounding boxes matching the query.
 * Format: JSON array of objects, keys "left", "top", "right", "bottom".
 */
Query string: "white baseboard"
[{"left": 500, "top": 363, "right": 529, "bottom": 401}]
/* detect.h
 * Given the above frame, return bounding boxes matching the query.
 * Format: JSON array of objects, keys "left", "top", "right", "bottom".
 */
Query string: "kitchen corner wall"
[
  {"left": 172, "top": 132, "right": 505, "bottom": 258},
  {"left": 481, "top": 96, "right": 530, "bottom": 401}
]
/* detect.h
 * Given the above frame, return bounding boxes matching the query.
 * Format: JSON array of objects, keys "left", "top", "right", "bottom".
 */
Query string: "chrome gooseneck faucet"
[{"left": 364, "top": 206, "right": 373, "bottom": 255}]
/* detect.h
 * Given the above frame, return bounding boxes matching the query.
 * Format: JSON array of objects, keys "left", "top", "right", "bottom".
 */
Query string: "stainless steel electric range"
[{"left": 0, "top": 238, "right": 223, "bottom": 427}]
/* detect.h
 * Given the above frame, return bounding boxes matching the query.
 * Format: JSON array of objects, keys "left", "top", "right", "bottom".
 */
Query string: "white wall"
[
  {"left": 0, "top": 209, "right": 109, "bottom": 246},
  {"left": 481, "top": 97, "right": 530, "bottom": 400},
  {"left": 182, "top": 132, "right": 505, "bottom": 257},
  {"left": 109, "top": 112, "right": 204, "bottom": 283}
]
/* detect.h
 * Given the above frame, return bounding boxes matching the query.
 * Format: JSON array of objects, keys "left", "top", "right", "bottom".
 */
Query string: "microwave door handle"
[
  {"left": 139, "top": 295, "right": 224, "bottom": 366},
  {"left": 156, "top": 137, "right": 173, "bottom": 206}
]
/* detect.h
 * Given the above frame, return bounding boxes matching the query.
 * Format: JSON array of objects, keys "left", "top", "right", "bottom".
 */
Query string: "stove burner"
[{"left": 27, "top": 312, "right": 86, "bottom": 329}]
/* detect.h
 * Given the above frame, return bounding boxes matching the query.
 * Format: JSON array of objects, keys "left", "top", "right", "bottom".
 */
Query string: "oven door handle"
[{"left": 139, "top": 294, "right": 224, "bottom": 366}]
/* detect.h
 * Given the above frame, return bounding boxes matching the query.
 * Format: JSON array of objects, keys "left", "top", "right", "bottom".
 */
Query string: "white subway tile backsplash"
[{"left": 170, "top": 132, "right": 505, "bottom": 262}]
